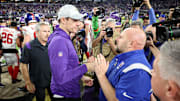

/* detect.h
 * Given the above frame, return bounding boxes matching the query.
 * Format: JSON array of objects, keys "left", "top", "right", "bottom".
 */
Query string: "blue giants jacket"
[{"left": 99, "top": 50, "right": 152, "bottom": 101}]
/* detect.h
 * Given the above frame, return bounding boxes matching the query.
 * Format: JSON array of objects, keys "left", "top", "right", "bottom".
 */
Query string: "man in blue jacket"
[
  {"left": 48, "top": 4, "right": 94, "bottom": 101},
  {"left": 95, "top": 28, "right": 152, "bottom": 101}
]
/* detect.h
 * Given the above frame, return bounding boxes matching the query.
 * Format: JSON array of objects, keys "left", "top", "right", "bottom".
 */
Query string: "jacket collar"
[
  {"left": 115, "top": 49, "right": 145, "bottom": 61},
  {"left": 55, "top": 27, "right": 71, "bottom": 40}
]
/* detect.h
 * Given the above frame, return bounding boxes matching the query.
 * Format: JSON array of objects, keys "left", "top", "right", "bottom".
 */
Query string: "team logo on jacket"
[
  {"left": 58, "top": 51, "right": 63, "bottom": 57},
  {"left": 122, "top": 92, "right": 133, "bottom": 99},
  {"left": 117, "top": 61, "right": 125, "bottom": 69}
]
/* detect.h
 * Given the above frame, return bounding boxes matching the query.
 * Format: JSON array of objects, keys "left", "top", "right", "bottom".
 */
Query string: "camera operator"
[
  {"left": 144, "top": 5, "right": 180, "bottom": 67},
  {"left": 132, "top": 0, "right": 156, "bottom": 30},
  {"left": 144, "top": 25, "right": 162, "bottom": 66},
  {"left": 92, "top": 18, "right": 118, "bottom": 62}
]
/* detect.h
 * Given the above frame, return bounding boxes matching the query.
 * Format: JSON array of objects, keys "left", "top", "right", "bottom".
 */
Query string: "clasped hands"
[{"left": 86, "top": 54, "right": 109, "bottom": 77}]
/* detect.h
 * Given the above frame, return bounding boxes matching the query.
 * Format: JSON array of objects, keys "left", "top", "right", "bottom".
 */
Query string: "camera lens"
[
  {"left": 146, "top": 31, "right": 153, "bottom": 40},
  {"left": 106, "top": 27, "right": 113, "bottom": 37}
]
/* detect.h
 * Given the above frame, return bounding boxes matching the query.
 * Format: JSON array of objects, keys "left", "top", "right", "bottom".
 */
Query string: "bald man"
[{"left": 94, "top": 28, "right": 152, "bottom": 101}]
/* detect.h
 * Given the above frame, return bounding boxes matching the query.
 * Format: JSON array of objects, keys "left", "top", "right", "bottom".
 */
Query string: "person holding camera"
[
  {"left": 151, "top": 40, "right": 180, "bottom": 101},
  {"left": 92, "top": 18, "right": 118, "bottom": 62},
  {"left": 132, "top": 0, "right": 156, "bottom": 30},
  {"left": 144, "top": 24, "right": 163, "bottom": 66}
]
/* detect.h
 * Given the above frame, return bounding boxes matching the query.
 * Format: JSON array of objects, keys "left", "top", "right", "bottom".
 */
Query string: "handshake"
[{"left": 85, "top": 54, "right": 109, "bottom": 77}]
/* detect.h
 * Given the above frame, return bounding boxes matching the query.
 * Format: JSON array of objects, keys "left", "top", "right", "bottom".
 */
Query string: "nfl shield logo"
[{"left": 58, "top": 51, "right": 63, "bottom": 57}]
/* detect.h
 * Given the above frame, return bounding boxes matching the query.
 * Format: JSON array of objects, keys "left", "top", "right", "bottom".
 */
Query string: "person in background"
[
  {"left": 132, "top": 0, "right": 156, "bottom": 30},
  {"left": 0, "top": 22, "right": 21, "bottom": 83},
  {"left": 158, "top": 14, "right": 166, "bottom": 22},
  {"left": 20, "top": 22, "right": 52, "bottom": 101}
]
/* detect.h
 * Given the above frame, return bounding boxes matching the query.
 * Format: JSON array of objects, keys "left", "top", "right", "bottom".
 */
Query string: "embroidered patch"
[
  {"left": 117, "top": 61, "right": 125, "bottom": 69},
  {"left": 58, "top": 51, "right": 63, "bottom": 57}
]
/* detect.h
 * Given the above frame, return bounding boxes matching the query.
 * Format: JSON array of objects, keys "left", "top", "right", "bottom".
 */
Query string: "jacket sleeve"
[
  {"left": 48, "top": 38, "right": 87, "bottom": 85},
  {"left": 132, "top": 10, "right": 139, "bottom": 21},
  {"left": 92, "top": 16, "right": 100, "bottom": 39},
  {"left": 149, "top": 8, "right": 156, "bottom": 24},
  {"left": 20, "top": 43, "right": 30, "bottom": 64}
]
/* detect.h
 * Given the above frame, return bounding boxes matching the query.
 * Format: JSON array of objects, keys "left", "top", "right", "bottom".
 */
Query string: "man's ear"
[
  {"left": 60, "top": 18, "right": 66, "bottom": 24},
  {"left": 129, "top": 40, "right": 138, "bottom": 49},
  {"left": 126, "top": 40, "right": 133, "bottom": 49},
  {"left": 166, "top": 80, "right": 180, "bottom": 99}
]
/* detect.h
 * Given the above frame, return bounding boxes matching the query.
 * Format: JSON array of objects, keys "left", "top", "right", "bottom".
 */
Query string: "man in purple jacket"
[{"left": 48, "top": 4, "right": 95, "bottom": 101}]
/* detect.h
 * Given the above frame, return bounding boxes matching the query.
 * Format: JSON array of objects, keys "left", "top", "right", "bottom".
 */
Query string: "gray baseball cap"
[{"left": 57, "top": 4, "right": 83, "bottom": 20}]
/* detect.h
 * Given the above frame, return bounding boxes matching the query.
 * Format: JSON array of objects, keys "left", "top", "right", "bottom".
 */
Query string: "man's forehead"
[{"left": 101, "top": 21, "right": 106, "bottom": 24}]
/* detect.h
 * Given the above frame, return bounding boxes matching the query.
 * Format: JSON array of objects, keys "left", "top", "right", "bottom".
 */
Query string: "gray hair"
[
  {"left": 131, "top": 21, "right": 143, "bottom": 29},
  {"left": 159, "top": 40, "right": 180, "bottom": 86},
  {"left": 35, "top": 22, "right": 50, "bottom": 33},
  {"left": 105, "top": 18, "right": 115, "bottom": 26}
]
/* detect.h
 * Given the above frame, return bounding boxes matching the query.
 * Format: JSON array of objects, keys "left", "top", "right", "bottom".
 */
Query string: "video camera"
[
  {"left": 95, "top": 7, "right": 105, "bottom": 18},
  {"left": 146, "top": 31, "right": 154, "bottom": 40},
  {"left": 132, "top": 0, "right": 144, "bottom": 7},
  {"left": 149, "top": 7, "right": 180, "bottom": 43},
  {"left": 172, "top": 6, "right": 180, "bottom": 20},
  {"left": 152, "top": 19, "right": 180, "bottom": 43},
  {"left": 75, "top": 30, "right": 86, "bottom": 41}
]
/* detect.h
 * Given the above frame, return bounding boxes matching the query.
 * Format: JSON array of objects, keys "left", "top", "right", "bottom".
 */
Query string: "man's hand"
[
  {"left": 26, "top": 81, "right": 36, "bottom": 93},
  {"left": 105, "top": 35, "right": 113, "bottom": 43},
  {"left": 81, "top": 76, "right": 94, "bottom": 87},
  {"left": 86, "top": 56, "right": 96, "bottom": 72},
  {"left": 93, "top": 7, "right": 98, "bottom": 16},
  {"left": 135, "top": 2, "right": 144, "bottom": 10},
  {"left": 100, "top": 31, "right": 106, "bottom": 38},
  {"left": 95, "top": 54, "right": 109, "bottom": 77},
  {"left": 146, "top": 36, "right": 154, "bottom": 47},
  {"left": 168, "top": 8, "right": 175, "bottom": 20},
  {"left": 85, "top": 62, "right": 95, "bottom": 72},
  {"left": 144, "top": 0, "right": 152, "bottom": 9},
  {"left": 87, "top": 56, "right": 95, "bottom": 63}
]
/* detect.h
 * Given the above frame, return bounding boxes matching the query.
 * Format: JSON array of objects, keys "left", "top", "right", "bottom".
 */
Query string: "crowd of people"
[
  {"left": 0, "top": 0, "right": 178, "bottom": 18},
  {"left": 0, "top": 0, "right": 180, "bottom": 101}
]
